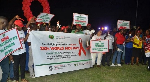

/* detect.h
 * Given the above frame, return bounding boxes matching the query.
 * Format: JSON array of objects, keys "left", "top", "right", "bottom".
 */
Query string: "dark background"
[{"left": 0, "top": 0, "right": 150, "bottom": 30}]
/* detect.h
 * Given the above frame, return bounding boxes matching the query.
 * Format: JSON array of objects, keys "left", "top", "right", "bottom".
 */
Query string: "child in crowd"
[{"left": 12, "top": 19, "right": 29, "bottom": 82}]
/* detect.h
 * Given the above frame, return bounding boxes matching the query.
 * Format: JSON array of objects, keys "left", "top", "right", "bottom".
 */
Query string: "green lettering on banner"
[
  {"left": 0, "top": 36, "right": 17, "bottom": 47},
  {"left": 0, "top": 42, "right": 15, "bottom": 53}
]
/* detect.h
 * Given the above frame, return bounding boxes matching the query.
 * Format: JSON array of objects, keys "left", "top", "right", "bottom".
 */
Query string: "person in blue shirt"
[{"left": 125, "top": 30, "right": 134, "bottom": 64}]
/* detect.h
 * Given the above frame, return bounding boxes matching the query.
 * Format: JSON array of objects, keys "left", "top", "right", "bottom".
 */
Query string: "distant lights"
[{"left": 98, "top": 26, "right": 108, "bottom": 30}]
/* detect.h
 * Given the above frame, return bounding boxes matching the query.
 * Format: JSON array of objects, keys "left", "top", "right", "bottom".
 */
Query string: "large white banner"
[
  {"left": 31, "top": 32, "right": 92, "bottom": 77},
  {"left": 0, "top": 29, "right": 22, "bottom": 62},
  {"left": 117, "top": 20, "right": 130, "bottom": 29},
  {"left": 73, "top": 13, "right": 88, "bottom": 26}
]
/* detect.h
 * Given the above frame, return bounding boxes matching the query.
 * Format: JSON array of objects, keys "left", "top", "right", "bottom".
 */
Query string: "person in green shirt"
[{"left": 71, "top": 24, "right": 84, "bottom": 34}]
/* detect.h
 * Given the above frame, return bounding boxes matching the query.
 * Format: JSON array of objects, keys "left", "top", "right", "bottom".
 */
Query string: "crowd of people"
[{"left": 0, "top": 15, "right": 150, "bottom": 82}]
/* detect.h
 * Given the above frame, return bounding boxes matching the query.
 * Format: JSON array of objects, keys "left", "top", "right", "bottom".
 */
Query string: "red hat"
[
  {"left": 76, "top": 24, "right": 81, "bottom": 28},
  {"left": 14, "top": 20, "right": 24, "bottom": 28},
  {"left": 119, "top": 26, "right": 126, "bottom": 30},
  {"left": 61, "top": 26, "right": 68, "bottom": 31},
  {"left": 87, "top": 24, "right": 91, "bottom": 26}
]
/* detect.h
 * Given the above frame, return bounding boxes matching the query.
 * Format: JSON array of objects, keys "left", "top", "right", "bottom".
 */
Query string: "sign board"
[
  {"left": 73, "top": 13, "right": 88, "bottom": 26},
  {"left": 30, "top": 32, "right": 92, "bottom": 77},
  {"left": 36, "top": 13, "right": 54, "bottom": 23},
  {"left": 0, "top": 29, "right": 22, "bottom": 62},
  {"left": 117, "top": 20, "right": 130, "bottom": 29},
  {"left": 90, "top": 40, "right": 109, "bottom": 53}
]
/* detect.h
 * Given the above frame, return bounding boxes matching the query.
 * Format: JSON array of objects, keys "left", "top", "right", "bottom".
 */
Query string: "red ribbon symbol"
[{"left": 78, "top": 38, "right": 86, "bottom": 56}]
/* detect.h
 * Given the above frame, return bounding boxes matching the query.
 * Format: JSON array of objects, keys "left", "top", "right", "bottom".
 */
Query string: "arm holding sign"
[
  {"left": 26, "top": 16, "right": 36, "bottom": 28},
  {"left": 7, "top": 15, "right": 20, "bottom": 29}
]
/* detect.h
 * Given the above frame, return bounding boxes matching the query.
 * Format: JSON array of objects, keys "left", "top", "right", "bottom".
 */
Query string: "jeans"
[
  {"left": 9, "top": 62, "right": 14, "bottom": 79},
  {"left": 13, "top": 53, "right": 26, "bottom": 81},
  {"left": 122, "top": 45, "right": 125, "bottom": 60},
  {"left": 112, "top": 44, "right": 124, "bottom": 64},
  {"left": 125, "top": 47, "right": 132, "bottom": 64},
  {"left": 0, "top": 57, "right": 9, "bottom": 82},
  {"left": 25, "top": 43, "right": 29, "bottom": 71}
]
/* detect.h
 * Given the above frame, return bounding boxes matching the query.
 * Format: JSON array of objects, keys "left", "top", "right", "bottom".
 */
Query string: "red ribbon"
[{"left": 78, "top": 38, "right": 86, "bottom": 56}]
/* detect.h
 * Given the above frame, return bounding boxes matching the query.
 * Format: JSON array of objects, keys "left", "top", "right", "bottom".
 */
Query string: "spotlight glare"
[{"left": 105, "top": 27, "right": 108, "bottom": 30}]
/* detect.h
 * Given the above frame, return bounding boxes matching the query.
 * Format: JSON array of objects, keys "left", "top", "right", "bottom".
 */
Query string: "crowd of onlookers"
[{"left": 0, "top": 15, "right": 150, "bottom": 82}]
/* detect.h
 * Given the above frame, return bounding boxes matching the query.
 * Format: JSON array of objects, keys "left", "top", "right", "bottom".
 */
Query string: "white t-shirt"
[
  {"left": 83, "top": 29, "right": 95, "bottom": 35},
  {"left": 105, "top": 35, "right": 114, "bottom": 49},
  {"left": 91, "top": 34, "right": 105, "bottom": 40},
  {"left": 12, "top": 30, "right": 26, "bottom": 55}
]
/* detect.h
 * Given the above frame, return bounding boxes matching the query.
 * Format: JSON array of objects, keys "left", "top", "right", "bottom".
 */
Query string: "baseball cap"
[{"left": 14, "top": 20, "right": 24, "bottom": 28}]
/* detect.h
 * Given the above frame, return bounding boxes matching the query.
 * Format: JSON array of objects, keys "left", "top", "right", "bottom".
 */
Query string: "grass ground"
[{"left": 8, "top": 64, "right": 150, "bottom": 82}]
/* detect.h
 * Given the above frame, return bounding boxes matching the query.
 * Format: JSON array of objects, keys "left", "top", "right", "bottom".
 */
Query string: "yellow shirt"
[{"left": 133, "top": 35, "right": 142, "bottom": 48}]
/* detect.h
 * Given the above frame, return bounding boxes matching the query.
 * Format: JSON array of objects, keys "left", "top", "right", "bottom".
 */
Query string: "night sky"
[{"left": 0, "top": 0, "right": 150, "bottom": 30}]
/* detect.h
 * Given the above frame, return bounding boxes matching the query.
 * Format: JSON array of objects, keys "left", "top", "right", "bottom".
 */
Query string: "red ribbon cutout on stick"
[{"left": 78, "top": 38, "right": 86, "bottom": 56}]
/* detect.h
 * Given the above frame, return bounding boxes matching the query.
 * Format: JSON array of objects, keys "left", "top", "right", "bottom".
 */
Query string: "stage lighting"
[
  {"left": 98, "top": 27, "right": 101, "bottom": 29},
  {"left": 105, "top": 27, "right": 108, "bottom": 30}
]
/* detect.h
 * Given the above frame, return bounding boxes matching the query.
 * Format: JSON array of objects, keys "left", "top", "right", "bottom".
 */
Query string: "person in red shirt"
[{"left": 111, "top": 28, "right": 125, "bottom": 66}]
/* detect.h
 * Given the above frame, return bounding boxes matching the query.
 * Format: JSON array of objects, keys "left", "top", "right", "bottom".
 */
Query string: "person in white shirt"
[
  {"left": 27, "top": 23, "right": 37, "bottom": 78},
  {"left": 12, "top": 20, "right": 29, "bottom": 82},
  {"left": 102, "top": 31, "right": 114, "bottom": 66},
  {"left": 91, "top": 30, "right": 105, "bottom": 68}
]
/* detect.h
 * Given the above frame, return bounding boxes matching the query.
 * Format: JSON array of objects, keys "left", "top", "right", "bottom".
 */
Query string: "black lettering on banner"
[{"left": 49, "top": 66, "right": 53, "bottom": 71}]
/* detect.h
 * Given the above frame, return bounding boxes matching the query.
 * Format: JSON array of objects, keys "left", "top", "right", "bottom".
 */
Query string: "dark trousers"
[
  {"left": 125, "top": 47, "right": 132, "bottom": 64},
  {"left": 102, "top": 49, "right": 112, "bottom": 65},
  {"left": 0, "top": 57, "right": 9, "bottom": 82},
  {"left": 13, "top": 53, "right": 26, "bottom": 81},
  {"left": 148, "top": 57, "right": 150, "bottom": 66},
  {"left": 139, "top": 48, "right": 147, "bottom": 64}
]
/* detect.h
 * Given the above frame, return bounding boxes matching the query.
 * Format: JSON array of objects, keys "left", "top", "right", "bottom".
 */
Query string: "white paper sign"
[
  {"left": 36, "top": 13, "right": 54, "bottom": 23},
  {"left": 90, "top": 40, "right": 109, "bottom": 53},
  {"left": 30, "top": 32, "right": 92, "bottom": 77},
  {"left": 73, "top": 13, "right": 88, "bottom": 26},
  {"left": 117, "top": 20, "right": 130, "bottom": 29},
  {"left": 0, "top": 29, "right": 22, "bottom": 62}
]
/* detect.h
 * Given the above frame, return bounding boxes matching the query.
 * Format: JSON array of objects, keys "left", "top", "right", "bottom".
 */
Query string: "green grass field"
[{"left": 8, "top": 64, "right": 150, "bottom": 82}]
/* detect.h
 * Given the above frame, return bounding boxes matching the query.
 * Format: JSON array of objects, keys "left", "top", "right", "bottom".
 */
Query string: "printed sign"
[
  {"left": 145, "top": 37, "right": 150, "bottom": 57},
  {"left": 73, "top": 13, "right": 88, "bottom": 26},
  {"left": 117, "top": 20, "right": 130, "bottom": 29},
  {"left": 36, "top": 13, "right": 54, "bottom": 23},
  {"left": 30, "top": 32, "right": 92, "bottom": 77},
  {"left": 0, "top": 29, "right": 22, "bottom": 62},
  {"left": 90, "top": 40, "right": 109, "bottom": 53}
]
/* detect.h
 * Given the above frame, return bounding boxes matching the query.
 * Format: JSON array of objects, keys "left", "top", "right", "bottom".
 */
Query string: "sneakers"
[
  {"left": 110, "top": 63, "right": 122, "bottom": 66},
  {"left": 30, "top": 75, "right": 35, "bottom": 78},
  {"left": 110, "top": 63, "right": 116, "bottom": 66},
  {"left": 117, "top": 64, "right": 122, "bottom": 66}
]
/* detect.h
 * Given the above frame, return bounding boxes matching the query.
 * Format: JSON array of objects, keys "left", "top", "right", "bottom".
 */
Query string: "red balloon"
[{"left": 22, "top": 0, "right": 50, "bottom": 21}]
